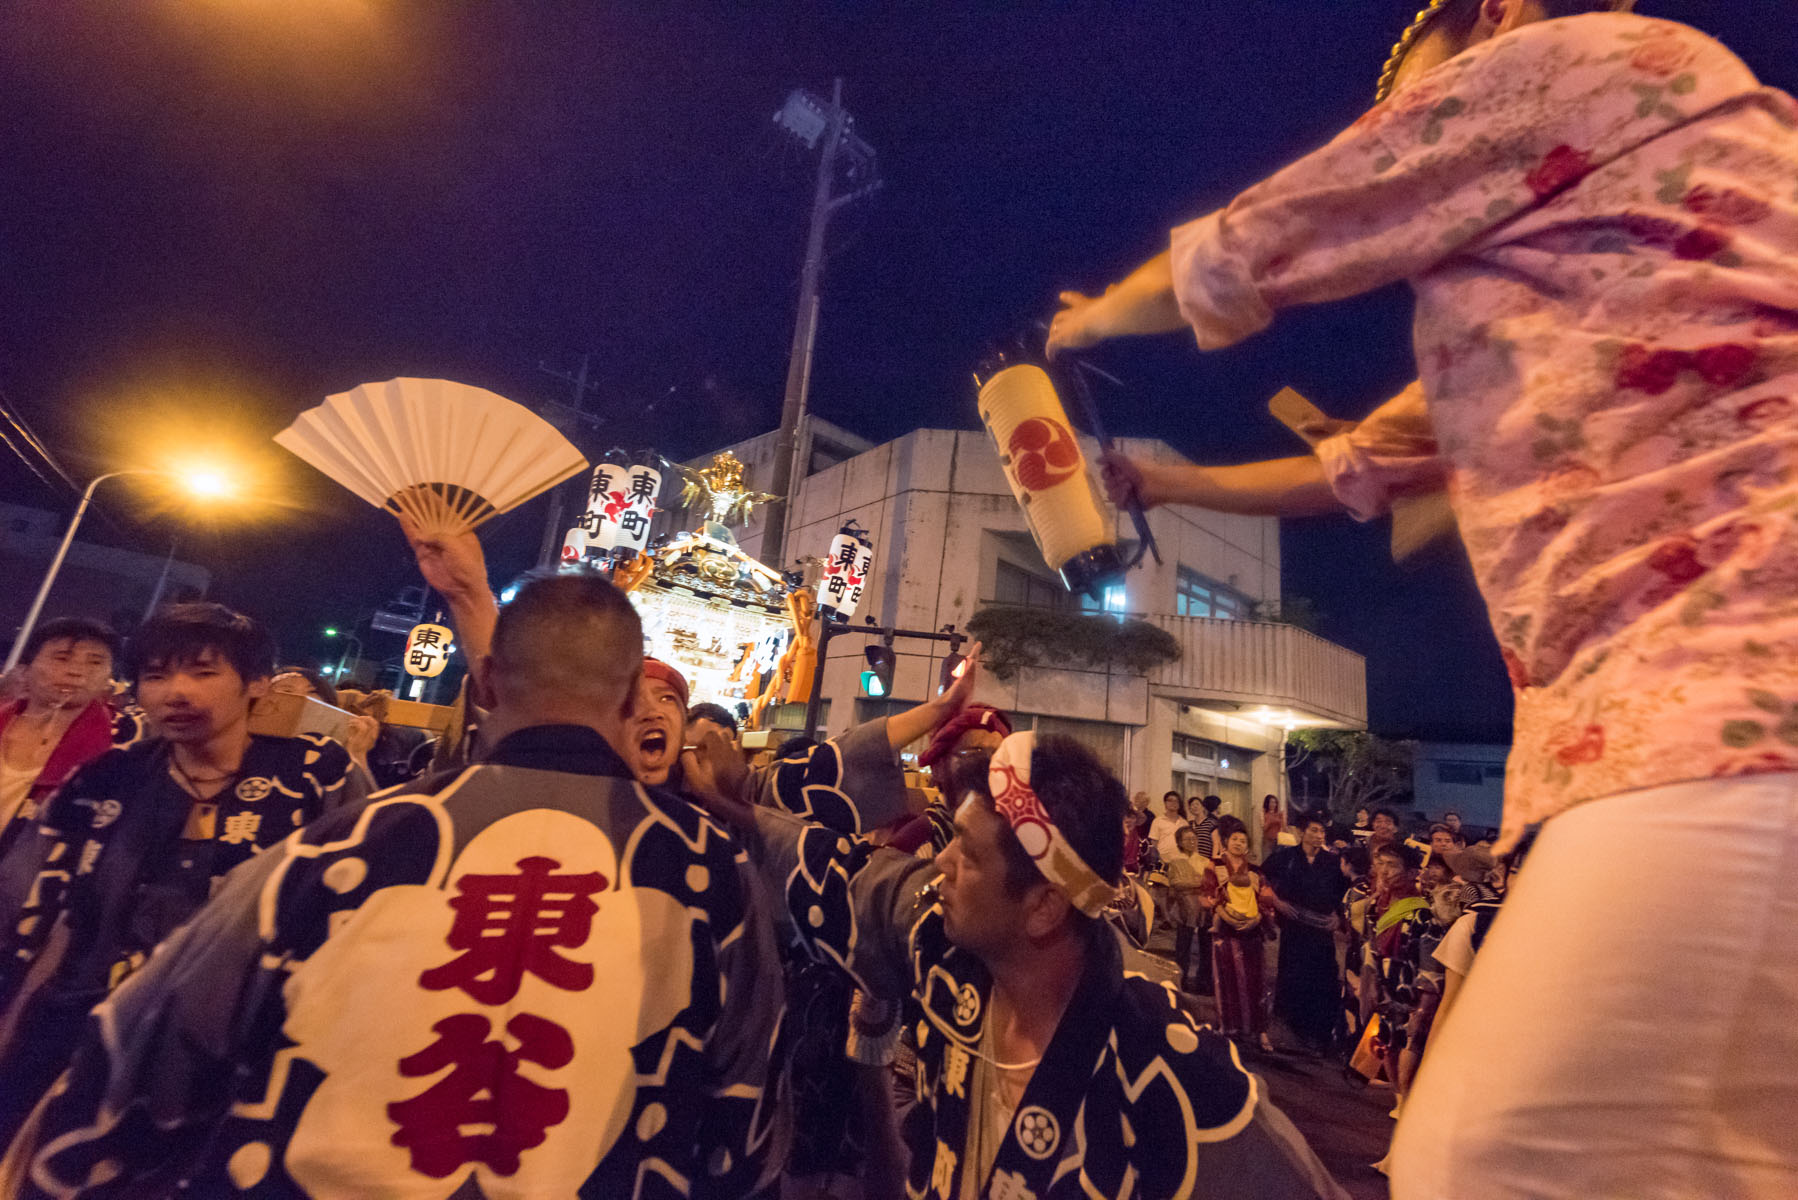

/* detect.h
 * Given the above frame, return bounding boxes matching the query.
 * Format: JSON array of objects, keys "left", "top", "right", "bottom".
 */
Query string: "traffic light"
[
  {"left": 862, "top": 640, "right": 896, "bottom": 698},
  {"left": 323, "top": 627, "right": 340, "bottom": 638}
]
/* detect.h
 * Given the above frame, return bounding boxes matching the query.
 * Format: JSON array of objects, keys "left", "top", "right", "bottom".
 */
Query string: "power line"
[{"left": 0, "top": 384, "right": 79, "bottom": 498}]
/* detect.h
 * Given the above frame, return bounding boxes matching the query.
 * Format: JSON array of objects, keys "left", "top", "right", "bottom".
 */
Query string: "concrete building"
[
  {"left": 0, "top": 501, "right": 210, "bottom": 647},
  {"left": 660, "top": 423, "right": 1365, "bottom": 840},
  {"left": 1412, "top": 741, "right": 1509, "bottom": 834}
]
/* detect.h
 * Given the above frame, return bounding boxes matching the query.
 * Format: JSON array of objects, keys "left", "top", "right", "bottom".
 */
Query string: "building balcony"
[{"left": 1145, "top": 615, "right": 1365, "bottom": 729}]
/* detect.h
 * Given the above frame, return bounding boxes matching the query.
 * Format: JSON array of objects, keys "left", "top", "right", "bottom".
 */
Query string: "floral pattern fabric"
[{"left": 1169, "top": 13, "right": 1798, "bottom": 848}]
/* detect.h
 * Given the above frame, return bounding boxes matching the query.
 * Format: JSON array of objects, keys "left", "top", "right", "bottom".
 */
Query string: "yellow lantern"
[{"left": 404, "top": 622, "right": 454, "bottom": 678}]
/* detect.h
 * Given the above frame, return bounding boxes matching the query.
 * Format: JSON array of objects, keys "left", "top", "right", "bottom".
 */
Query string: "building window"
[
  {"left": 1435, "top": 762, "right": 1486, "bottom": 786},
  {"left": 1078, "top": 585, "right": 1127, "bottom": 615},
  {"left": 1175, "top": 568, "right": 1246, "bottom": 619},
  {"left": 993, "top": 559, "right": 1072, "bottom": 611}
]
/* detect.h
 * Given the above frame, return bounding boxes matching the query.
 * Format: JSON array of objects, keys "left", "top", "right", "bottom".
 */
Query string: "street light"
[{"left": 4, "top": 468, "right": 233, "bottom": 672}]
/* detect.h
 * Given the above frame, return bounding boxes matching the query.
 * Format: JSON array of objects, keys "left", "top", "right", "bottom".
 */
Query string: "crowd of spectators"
[{"left": 1126, "top": 793, "right": 1520, "bottom": 1169}]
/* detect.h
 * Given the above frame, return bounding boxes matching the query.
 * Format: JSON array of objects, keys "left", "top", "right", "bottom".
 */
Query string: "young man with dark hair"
[
  {"left": 686, "top": 686, "right": 1345, "bottom": 1198},
  {"left": 1265, "top": 814, "right": 1348, "bottom": 1053},
  {"left": 0, "top": 602, "right": 365, "bottom": 1145},
  {"left": 685, "top": 700, "right": 739, "bottom": 743},
  {"left": 15, "top": 573, "right": 791, "bottom": 1197},
  {"left": 1047, "top": 0, "right": 1798, "bottom": 1190}
]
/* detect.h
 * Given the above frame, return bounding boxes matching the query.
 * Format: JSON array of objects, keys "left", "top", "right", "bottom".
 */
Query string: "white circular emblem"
[
  {"left": 1014, "top": 1106, "right": 1060, "bottom": 1160},
  {"left": 235, "top": 777, "right": 273, "bottom": 803},
  {"left": 89, "top": 798, "right": 122, "bottom": 829},
  {"left": 953, "top": 983, "right": 981, "bottom": 1026}
]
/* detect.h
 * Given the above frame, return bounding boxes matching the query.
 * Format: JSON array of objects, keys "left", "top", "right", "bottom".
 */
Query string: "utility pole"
[
  {"left": 762, "top": 80, "right": 880, "bottom": 571},
  {"left": 536, "top": 352, "right": 597, "bottom": 568}
]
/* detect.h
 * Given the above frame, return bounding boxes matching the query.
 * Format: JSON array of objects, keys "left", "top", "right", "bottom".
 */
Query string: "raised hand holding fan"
[{"left": 275, "top": 378, "right": 587, "bottom": 537}]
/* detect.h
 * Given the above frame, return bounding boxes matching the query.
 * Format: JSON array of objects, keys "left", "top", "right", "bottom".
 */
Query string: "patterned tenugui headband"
[
  {"left": 987, "top": 731, "right": 1117, "bottom": 918},
  {"left": 1374, "top": 0, "right": 1638, "bottom": 103}
]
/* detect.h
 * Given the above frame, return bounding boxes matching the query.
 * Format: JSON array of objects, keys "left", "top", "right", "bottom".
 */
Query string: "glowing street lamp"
[{"left": 4, "top": 467, "right": 234, "bottom": 672}]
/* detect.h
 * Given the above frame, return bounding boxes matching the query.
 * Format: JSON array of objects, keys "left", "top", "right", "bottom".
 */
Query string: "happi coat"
[
  {"left": 16, "top": 725, "right": 784, "bottom": 1200},
  {"left": 750, "top": 806, "right": 1347, "bottom": 1200}
]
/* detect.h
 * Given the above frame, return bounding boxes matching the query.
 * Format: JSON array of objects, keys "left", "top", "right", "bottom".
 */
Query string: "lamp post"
[{"left": 5, "top": 468, "right": 230, "bottom": 673}]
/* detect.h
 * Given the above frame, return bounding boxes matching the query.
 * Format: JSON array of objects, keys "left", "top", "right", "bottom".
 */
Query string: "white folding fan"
[{"left": 275, "top": 377, "right": 588, "bottom": 537}]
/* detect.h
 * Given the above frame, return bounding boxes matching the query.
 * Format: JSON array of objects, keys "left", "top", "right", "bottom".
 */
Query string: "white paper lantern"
[
  {"left": 615, "top": 464, "right": 662, "bottom": 555},
  {"left": 977, "top": 364, "right": 1121, "bottom": 596},
  {"left": 817, "top": 526, "right": 874, "bottom": 622},
  {"left": 560, "top": 526, "right": 588, "bottom": 567},
  {"left": 404, "top": 622, "right": 454, "bottom": 678},
  {"left": 585, "top": 462, "right": 626, "bottom": 552}
]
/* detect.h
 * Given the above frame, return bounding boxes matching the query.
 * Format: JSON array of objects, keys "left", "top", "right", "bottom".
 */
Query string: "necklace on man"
[{"left": 170, "top": 753, "right": 240, "bottom": 798}]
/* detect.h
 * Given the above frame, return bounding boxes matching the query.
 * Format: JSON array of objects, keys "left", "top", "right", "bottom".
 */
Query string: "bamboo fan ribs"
[{"left": 275, "top": 378, "right": 588, "bottom": 538}]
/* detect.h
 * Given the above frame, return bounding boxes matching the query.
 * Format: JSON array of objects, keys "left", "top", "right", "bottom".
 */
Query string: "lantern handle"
[{"left": 1052, "top": 350, "right": 1161, "bottom": 570}]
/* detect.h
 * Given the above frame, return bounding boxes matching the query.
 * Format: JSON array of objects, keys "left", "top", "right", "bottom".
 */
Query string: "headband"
[
  {"left": 1375, "top": 0, "right": 1638, "bottom": 103},
  {"left": 918, "top": 704, "right": 1013, "bottom": 769},
  {"left": 986, "top": 731, "right": 1117, "bottom": 918}
]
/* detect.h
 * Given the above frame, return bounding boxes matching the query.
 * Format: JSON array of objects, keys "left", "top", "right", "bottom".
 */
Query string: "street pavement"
[{"left": 1139, "top": 923, "right": 1394, "bottom": 1200}]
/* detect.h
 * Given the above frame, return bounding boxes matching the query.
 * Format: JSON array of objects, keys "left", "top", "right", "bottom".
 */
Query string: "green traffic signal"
[
  {"left": 323, "top": 627, "right": 340, "bottom": 638},
  {"left": 861, "top": 669, "right": 888, "bottom": 698}
]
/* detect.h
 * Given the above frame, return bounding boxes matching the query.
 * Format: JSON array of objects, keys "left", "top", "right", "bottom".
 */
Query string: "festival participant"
[
  {"left": 686, "top": 700, "right": 739, "bottom": 744},
  {"left": 1162, "top": 824, "right": 1209, "bottom": 990},
  {"left": 911, "top": 703, "right": 1013, "bottom": 853},
  {"left": 684, "top": 705, "right": 1347, "bottom": 1199},
  {"left": 1190, "top": 792, "right": 1222, "bottom": 859},
  {"left": 1264, "top": 813, "right": 1348, "bottom": 1053},
  {"left": 1148, "top": 790, "right": 1186, "bottom": 864},
  {"left": 1198, "top": 816, "right": 1277, "bottom": 1052},
  {"left": 15, "top": 573, "right": 786, "bottom": 1198},
  {"left": 0, "top": 603, "right": 365, "bottom": 1147},
  {"left": 1442, "top": 810, "right": 1463, "bottom": 836},
  {"left": 270, "top": 664, "right": 382, "bottom": 784},
  {"left": 1261, "top": 793, "right": 1285, "bottom": 852},
  {"left": 1049, "top": 1, "right": 1798, "bottom": 1190},
  {"left": 0, "top": 620, "right": 135, "bottom": 901},
  {"left": 1366, "top": 808, "right": 1399, "bottom": 853}
]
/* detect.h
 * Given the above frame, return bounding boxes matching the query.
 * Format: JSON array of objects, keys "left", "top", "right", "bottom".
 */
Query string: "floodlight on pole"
[
  {"left": 5, "top": 467, "right": 234, "bottom": 672},
  {"left": 761, "top": 79, "right": 881, "bottom": 572}
]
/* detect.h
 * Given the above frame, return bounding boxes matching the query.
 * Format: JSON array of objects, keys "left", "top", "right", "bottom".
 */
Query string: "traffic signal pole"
[{"left": 802, "top": 621, "right": 964, "bottom": 741}]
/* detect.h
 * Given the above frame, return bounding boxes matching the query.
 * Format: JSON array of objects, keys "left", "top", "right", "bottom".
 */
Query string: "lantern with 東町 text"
[
  {"left": 404, "top": 622, "right": 454, "bottom": 678},
  {"left": 817, "top": 522, "right": 874, "bottom": 623},
  {"left": 613, "top": 463, "right": 662, "bottom": 557},
  {"left": 584, "top": 459, "right": 627, "bottom": 553}
]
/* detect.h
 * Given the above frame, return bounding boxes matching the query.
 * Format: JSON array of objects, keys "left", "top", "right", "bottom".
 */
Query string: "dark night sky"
[{"left": 1, "top": 2, "right": 1788, "bottom": 741}]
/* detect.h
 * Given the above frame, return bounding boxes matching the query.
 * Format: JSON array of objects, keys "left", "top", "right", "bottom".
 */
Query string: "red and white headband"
[{"left": 986, "top": 730, "right": 1117, "bottom": 918}]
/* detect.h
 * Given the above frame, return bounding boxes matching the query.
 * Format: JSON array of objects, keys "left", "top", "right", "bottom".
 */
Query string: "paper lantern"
[
  {"left": 817, "top": 524, "right": 874, "bottom": 622},
  {"left": 976, "top": 363, "right": 1123, "bottom": 598},
  {"left": 614, "top": 464, "right": 662, "bottom": 556},
  {"left": 560, "top": 526, "right": 588, "bottom": 567},
  {"left": 404, "top": 622, "right": 454, "bottom": 678},
  {"left": 585, "top": 461, "right": 627, "bottom": 553}
]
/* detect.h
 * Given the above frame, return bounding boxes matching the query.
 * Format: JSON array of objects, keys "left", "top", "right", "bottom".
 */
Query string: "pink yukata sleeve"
[
  {"left": 1166, "top": 15, "right": 1758, "bottom": 349},
  {"left": 1315, "top": 382, "right": 1446, "bottom": 521}
]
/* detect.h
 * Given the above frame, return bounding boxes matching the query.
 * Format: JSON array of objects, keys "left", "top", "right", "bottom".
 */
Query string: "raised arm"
[
  {"left": 1051, "top": 15, "right": 1758, "bottom": 356},
  {"left": 398, "top": 516, "right": 498, "bottom": 668},
  {"left": 1100, "top": 453, "right": 1344, "bottom": 518}
]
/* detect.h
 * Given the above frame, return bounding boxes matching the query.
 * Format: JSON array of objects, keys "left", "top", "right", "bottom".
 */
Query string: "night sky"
[{"left": 2, "top": 2, "right": 1788, "bottom": 741}]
